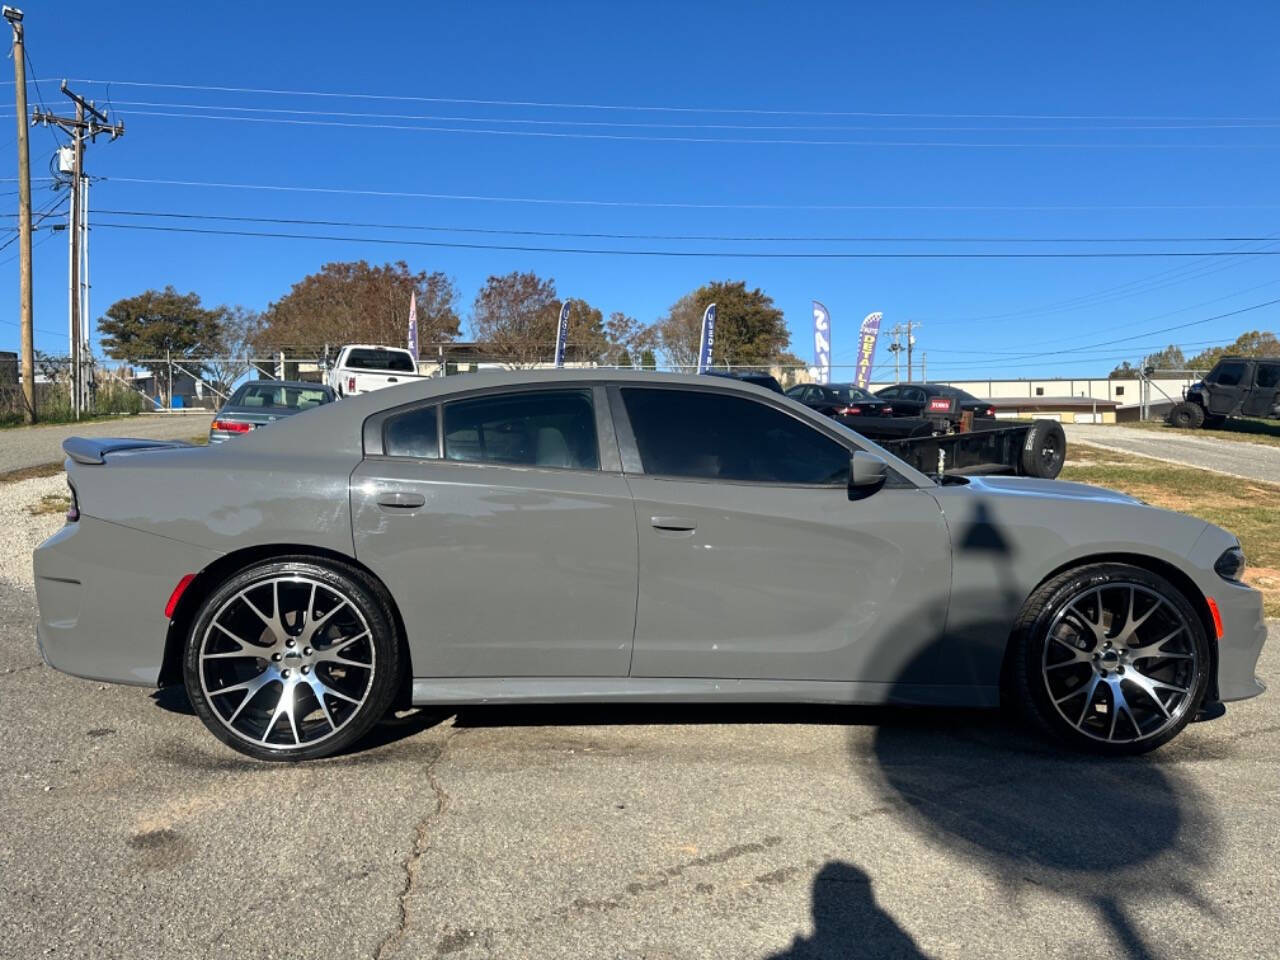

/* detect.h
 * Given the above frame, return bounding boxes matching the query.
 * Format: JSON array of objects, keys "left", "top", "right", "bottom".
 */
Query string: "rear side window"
[
  {"left": 1256, "top": 364, "right": 1280, "bottom": 389},
  {"left": 443, "top": 390, "right": 599, "bottom": 470},
  {"left": 1211, "top": 361, "right": 1247, "bottom": 387},
  {"left": 344, "top": 349, "right": 416, "bottom": 373},
  {"left": 621, "top": 388, "right": 849, "bottom": 485},
  {"left": 384, "top": 405, "right": 439, "bottom": 459}
]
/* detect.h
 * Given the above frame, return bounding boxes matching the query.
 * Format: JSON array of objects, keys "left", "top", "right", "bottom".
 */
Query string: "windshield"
[
  {"left": 231, "top": 383, "right": 333, "bottom": 410},
  {"left": 344, "top": 348, "right": 416, "bottom": 373}
]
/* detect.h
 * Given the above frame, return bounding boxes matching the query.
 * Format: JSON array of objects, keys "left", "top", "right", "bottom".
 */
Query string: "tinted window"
[
  {"left": 831, "top": 385, "right": 874, "bottom": 403},
  {"left": 344, "top": 348, "right": 416, "bottom": 373},
  {"left": 1255, "top": 364, "right": 1280, "bottom": 389},
  {"left": 621, "top": 388, "right": 850, "bottom": 485},
  {"left": 929, "top": 385, "right": 980, "bottom": 402},
  {"left": 232, "top": 383, "right": 333, "bottom": 409},
  {"left": 443, "top": 390, "right": 599, "bottom": 470},
  {"left": 384, "top": 405, "right": 439, "bottom": 459},
  {"left": 877, "top": 386, "right": 900, "bottom": 399},
  {"left": 1210, "top": 361, "right": 1247, "bottom": 387},
  {"left": 784, "top": 384, "right": 806, "bottom": 398}
]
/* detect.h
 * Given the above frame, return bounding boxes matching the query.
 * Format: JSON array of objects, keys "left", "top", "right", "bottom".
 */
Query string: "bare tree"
[{"left": 206, "top": 306, "right": 263, "bottom": 395}]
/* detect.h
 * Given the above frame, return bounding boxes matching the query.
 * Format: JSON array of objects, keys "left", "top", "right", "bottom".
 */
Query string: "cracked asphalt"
[{"left": 2, "top": 478, "right": 1279, "bottom": 959}]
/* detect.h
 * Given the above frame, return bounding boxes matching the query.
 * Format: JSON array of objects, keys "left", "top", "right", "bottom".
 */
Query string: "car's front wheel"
[
  {"left": 1010, "top": 563, "right": 1209, "bottom": 755},
  {"left": 183, "top": 558, "right": 402, "bottom": 761}
]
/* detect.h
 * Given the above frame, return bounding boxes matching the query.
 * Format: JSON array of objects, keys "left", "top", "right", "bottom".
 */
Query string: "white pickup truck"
[{"left": 326, "top": 345, "right": 424, "bottom": 397}]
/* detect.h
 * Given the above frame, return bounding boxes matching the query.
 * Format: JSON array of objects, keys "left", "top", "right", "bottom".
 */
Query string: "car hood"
[{"left": 956, "top": 475, "right": 1143, "bottom": 506}]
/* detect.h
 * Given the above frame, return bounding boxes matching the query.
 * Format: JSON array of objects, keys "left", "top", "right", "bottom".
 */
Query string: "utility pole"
[
  {"left": 5, "top": 6, "right": 34, "bottom": 423},
  {"left": 921, "top": 351, "right": 927, "bottom": 383},
  {"left": 887, "top": 326, "right": 903, "bottom": 382},
  {"left": 905, "top": 320, "right": 919, "bottom": 382},
  {"left": 33, "top": 81, "right": 124, "bottom": 419}
]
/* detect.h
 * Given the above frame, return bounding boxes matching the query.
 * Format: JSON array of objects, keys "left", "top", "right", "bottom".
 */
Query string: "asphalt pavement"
[
  {"left": 2, "top": 478, "right": 1277, "bottom": 959},
  {"left": 0, "top": 413, "right": 209, "bottom": 474},
  {"left": 1065, "top": 424, "right": 1280, "bottom": 484}
]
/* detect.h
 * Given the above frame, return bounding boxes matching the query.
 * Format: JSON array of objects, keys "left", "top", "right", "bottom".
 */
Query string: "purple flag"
[{"left": 854, "top": 312, "right": 883, "bottom": 389}]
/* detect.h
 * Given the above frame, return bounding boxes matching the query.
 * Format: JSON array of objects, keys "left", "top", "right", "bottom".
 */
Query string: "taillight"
[
  {"left": 347, "top": 376, "right": 356, "bottom": 393},
  {"left": 883, "top": 406, "right": 894, "bottom": 415},
  {"left": 212, "top": 420, "right": 252, "bottom": 433},
  {"left": 985, "top": 407, "right": 996, "bottom": 417},
  {"left": 835, "top": 405, "right": 862, "bottom": 415},
  {"left": 66, "top": 480, "right": 79, "bottom": 523}
]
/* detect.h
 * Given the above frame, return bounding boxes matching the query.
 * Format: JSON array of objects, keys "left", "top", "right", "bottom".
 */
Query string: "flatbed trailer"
[{"left": 841, "top": 413, "right": 1067, "bottom": 479}]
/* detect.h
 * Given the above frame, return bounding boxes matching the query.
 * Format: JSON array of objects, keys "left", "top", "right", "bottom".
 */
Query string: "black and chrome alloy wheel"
[
  {"left": 1013, "top": 564, "right": 1209, "bottom": 754},
  {"left": 184, "top": 559, "right": 400, "bottom": 761}
]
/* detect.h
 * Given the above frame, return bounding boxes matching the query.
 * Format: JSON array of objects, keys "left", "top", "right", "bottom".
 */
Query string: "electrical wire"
[{"left": 87, "top": 221, "right": 1280, "bottom": 259}]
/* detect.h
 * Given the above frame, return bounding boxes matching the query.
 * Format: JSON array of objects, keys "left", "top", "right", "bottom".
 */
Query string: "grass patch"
[
  {"left": 27, "top": 493, "right": 70, "bottom": 516},
  {"left": 1063, "top": 442, "right": 1280, "bottom": 616},
  {"left": 1126, "top": 416, "right": 1280, "bottom": 449},
  {"left": 0, "top": 461, "right": 66, "bottom": 484}
]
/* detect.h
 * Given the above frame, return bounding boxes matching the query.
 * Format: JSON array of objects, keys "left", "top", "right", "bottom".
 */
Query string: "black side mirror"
[{"left": 848, "top": 451, "right": 888, "bottom": 499}]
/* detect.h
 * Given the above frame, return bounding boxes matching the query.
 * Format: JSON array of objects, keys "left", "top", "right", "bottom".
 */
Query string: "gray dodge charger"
[{"left": 33, "top": 371, "right": 1266, "bottom": 761}]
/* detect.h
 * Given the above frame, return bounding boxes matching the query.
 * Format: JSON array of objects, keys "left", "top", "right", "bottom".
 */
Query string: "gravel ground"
[
  {"left": 3, "top": 478, "right": 1278, "bottom": 960},
  {"left": 1065, "top": 424, "right": 1280, "bottom": 484},
  {"left": 0, "top": 414, "right": 209, "bottom": 474}
]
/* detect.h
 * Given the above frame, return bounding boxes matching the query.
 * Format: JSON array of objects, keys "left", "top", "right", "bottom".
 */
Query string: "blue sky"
[{"left": 3, "top": 0, "right": 1279, "bottom": 378}]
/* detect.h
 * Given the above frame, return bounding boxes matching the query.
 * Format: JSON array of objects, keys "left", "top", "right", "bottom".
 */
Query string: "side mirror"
[{"left": 848, "top": 451, "right": 888, "bottom": 499}]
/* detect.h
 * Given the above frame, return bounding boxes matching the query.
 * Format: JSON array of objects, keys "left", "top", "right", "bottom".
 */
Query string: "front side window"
[
  {"left": 384, "top": 405, "right": 439, "bottom": 459},
  {"left": 442, "top": 390, "right": 599, "bottom": 470},
  {"left": 621, "top": 388, "right": 850, "bottom": 485},
  {"left": 1210, "top": 361, "right": 1247, "bottom": 387},
  {"left": 877, "top": 386, "right": 900, "bottom": 399}
]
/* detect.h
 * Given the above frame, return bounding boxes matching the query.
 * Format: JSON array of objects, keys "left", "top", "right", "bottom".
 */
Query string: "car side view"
[
  {"left": 33, "top": 371, "right": 1266, "bottom": 761},
  {"left": 1168, "top": 356, "right": 1280, "bottom": 428}
]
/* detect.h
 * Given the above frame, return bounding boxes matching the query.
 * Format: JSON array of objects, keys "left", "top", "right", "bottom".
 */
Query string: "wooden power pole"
[
  {"left": 4, "top": 6, "right": 34, "bottom": 423},
  {"left": 33, "top": 81, "right": 123, "bottom": 419}
]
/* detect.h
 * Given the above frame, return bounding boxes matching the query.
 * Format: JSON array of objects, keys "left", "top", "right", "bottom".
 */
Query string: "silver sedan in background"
[
  {"left": 208, "top": 380, "right": 336, "bottom": 443},
  {"left": 33, "top": 371, "right": 1266, "bottom": 761}
]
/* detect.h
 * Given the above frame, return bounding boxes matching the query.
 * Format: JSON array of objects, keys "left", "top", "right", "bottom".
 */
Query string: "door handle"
[
  {"left": 650, "top": 516, "right": 696, "bottom": 532},
  {"left": 376, "top": 491, "right": 425, "bottom": 509}
]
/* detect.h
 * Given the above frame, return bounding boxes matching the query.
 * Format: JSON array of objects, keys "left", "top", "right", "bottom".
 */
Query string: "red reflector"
[
  {"left": 212, "top": 420, "right": 252, "bottom": 433},
  {"left": 165, "top": 574, "right": 197, "bottom": 619},
  {"left": 1206, "top": 597, "right": 1224, "bottom": 639}
]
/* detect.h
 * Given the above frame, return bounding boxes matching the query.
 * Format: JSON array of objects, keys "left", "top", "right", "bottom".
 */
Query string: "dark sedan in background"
[
  {"left": 209, "top": 380, "right": 336, "bottom": 443},
  {"left": 874, "top": 383, "right": 996, "bottom": 420},
  {"left": 785, "top": 382, "right": 894, "bottom": 418}
]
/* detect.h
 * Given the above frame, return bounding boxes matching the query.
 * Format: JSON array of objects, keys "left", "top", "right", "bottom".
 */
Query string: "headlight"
[{"left": 1215, "top": 546, "right": 1246, "bottom": 582}]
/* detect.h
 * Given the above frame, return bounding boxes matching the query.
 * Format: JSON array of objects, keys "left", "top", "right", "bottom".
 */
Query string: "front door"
[
  {"left": 351, "top": 387, "right": 638, "bottom": 678},
  {"left": 1205, "top": 359, "right": 1250, "bottom": 415},
  {"left": 615, "top": 385, "right": 952, "bottom": 684}
]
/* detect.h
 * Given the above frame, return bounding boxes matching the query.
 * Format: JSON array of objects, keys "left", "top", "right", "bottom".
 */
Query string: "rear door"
[
  {"left": 1243, "top": 362, "right": 1280, "bottom": 418},
  {"left": 614, "top": 385, "right": 951, "bottom": 684},
  {"left": 351, "top": 385, "right": 638, "bottom": 677}
]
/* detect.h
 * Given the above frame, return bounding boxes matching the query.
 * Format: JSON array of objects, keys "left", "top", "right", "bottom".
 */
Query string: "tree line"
[
  {"left": 1109, "top": 331, "right": 1280, "bottom": 378},
  {"left": 96, "top": 259, "right": 799, "bottom": 391}
]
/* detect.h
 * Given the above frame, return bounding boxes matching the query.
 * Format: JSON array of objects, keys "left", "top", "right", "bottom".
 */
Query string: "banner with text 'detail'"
[
  {"left": 553, "top": 300, "right": 571, "bottom": 368},
  {"left": 854, "top": 311, "right": 883, "bottom": 389},
  {"left": 407, "top": 290, "right": 419, "bottom": 360},
  {"left": 696, "top": 303, "right": 717, "bottom": 374},
  {"left": 812, "top": 301, "right": 831, "bottom": 384}
]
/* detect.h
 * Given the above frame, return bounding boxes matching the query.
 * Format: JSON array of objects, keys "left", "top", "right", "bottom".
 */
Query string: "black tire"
[
  {"left": 1168, "top": 402, "right": 1205, "bottom": 429},
  {"left": 183, "top": 557, "right": 402, "bottom": 762},
  {"left": 1009, "top": 563, "right": 1209, "bottom": 756},
  {"left": 1018, "top": 419, "right": 1066, "bottom": 479}
]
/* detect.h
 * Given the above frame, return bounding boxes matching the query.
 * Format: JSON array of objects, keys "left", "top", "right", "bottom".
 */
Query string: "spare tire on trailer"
[
  {"left": 1019, "top": 419, "right": 1066, "bottom": 479},
  {"left": 1168, "top": 402, "right": 1205, "bottom": 429}
]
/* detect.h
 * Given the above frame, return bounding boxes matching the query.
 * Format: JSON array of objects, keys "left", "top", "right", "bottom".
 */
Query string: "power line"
[
  {"left": 60, "top": 78, "right": 1280, "bottom": 122},
  {"left": 88, "top": 108, "right": 1280, "bottom": 148},
  {"left": 92, "top": 177, "right": 1280, "bottom": 211},
  {"left": 41, "top": 208, "right": 1277, "bottom": 245},
  {"left": 88, "top": 220, "right": 1280, "bottom": 259},
  {"left": 90, "top": 99, "right": 1280, "bottom": 132}
]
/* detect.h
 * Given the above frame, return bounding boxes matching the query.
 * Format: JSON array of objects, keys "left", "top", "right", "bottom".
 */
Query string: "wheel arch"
[
  {"left": 158, "top": 543, "right": 413, "bottom": 703},
  {"left": 1000, "top": 550, "right": 1220, "bottom": 703}
]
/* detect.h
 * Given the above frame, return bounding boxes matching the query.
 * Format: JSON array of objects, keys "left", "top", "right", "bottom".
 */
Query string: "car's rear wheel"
[
  {"left": 183, "top": 558, "right": 401, "bottom": 761},
  {"left": 1168, "top": 402, "right": 1205, "bottom": 429},
  {"left": 1010, "top": 563, "right": 1209, "bottom": 755}
]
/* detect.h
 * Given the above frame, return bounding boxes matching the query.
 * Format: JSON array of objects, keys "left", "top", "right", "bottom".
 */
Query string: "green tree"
[
  {"left": 616, "top": 347, "right": 634, "bottom": 369},
  {"left": 1188, "top": 330, "right": 1280, "bottom": 370},
  {"left": 639, "top": 348, "right": 657, "bottom": 370},
  {"left": 471, "top": 272, "right": 608, "bottom": 367},
  {"left": 98, "top": 287, "right": 225, "bottom": 398},
  {"left": 258, "top": 260, "right": 459, "bottom": 360},
  {"left": 1145, "top": 344, "right": 1186, "bottom": 371},
  {"left": 655, "top": 280, "right": 789, "bottom": 370},
  {"left": 1108, "top": 360, "right": 1138, "bottom": 379}
]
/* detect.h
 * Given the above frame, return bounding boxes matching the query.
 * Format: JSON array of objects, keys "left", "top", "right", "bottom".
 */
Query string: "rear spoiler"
[{"left": 62, "top": 436, "right": 195, "bottom": 465}]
